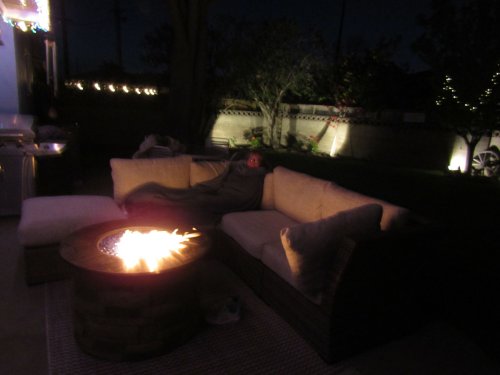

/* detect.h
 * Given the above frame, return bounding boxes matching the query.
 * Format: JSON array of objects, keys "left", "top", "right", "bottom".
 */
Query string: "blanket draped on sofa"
[{"left": 122, "top": 161, "right": 267, "bottom": 221}]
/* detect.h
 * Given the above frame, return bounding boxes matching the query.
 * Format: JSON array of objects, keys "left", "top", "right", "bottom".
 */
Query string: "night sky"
[
  {"left": 57, "top": 0, "right": 167, "bottom": 74},
  {"left": 211, "top": 0, "right": 434, "bottom": 72},
  {"left": 58, "top": 0, "right": 434, "bottom": 76}
]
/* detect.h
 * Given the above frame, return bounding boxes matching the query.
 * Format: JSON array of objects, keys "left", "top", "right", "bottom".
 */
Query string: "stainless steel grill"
[{"left": 0, "top": 114, "right": 36, "bottom": 216}]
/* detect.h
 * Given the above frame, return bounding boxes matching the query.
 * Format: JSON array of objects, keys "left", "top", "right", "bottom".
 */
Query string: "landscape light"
[{"left": 448, "top": 154, "right": 466, "bottom": 172}]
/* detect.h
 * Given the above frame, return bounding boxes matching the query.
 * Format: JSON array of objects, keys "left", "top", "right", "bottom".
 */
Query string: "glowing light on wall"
[
  {"left": 0, "top": 0, "right": 51, "bottom": 32},
  {"left": 329, "top": 135, "right": 337, "bottom": 157},
  {"left": 65, "top": 80, "right": 159, "bottom": 96},
  {"left": 448, "top": 154, "right": 466, "bottom": 172}
]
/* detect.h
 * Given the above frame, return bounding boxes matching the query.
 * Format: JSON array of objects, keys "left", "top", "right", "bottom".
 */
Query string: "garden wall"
[{"left": 208, "top": 108, "right": 499, "bottom": 172}]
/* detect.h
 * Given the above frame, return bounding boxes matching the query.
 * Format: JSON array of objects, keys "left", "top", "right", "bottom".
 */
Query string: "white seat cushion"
[
  {"left": 18, "top": 195, "right": 127, "bottom": 247},
  {"left": 220, "top": 210, "right": 299, "bottom": 259}
]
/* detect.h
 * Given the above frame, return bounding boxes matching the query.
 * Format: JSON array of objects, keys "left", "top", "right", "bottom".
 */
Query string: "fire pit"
[{"left": 60, "top": 220, "right": 210, "bottom": 361}]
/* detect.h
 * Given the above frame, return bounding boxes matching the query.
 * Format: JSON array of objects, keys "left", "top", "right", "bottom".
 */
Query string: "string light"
[
  {"left": 65, "top": 80, "right": 159, "bottom": 96},
  {"left": 437, "top": 64, "right": 500, "bottom": 112}
]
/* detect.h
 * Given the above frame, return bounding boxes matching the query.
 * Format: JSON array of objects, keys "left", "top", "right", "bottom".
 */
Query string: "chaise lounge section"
[{"left": 216, "top": 165, "right": 438, "bottom": 362}]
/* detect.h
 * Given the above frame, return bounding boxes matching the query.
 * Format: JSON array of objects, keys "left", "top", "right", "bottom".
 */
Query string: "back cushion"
[
  {"left": 190, "top": 160, "right": 228, "bottom": 186},
  {"left": 321, "top": 182, "right": 410, "bottom": 231},
  {"left": 110, "top": 155, "right": 192, "bottom": 203},
  {"left": 261, "top": 173, "right": 275, "bottom": 210},
  {"left": 273, "top": 166, "right": 329, "bottom": 223}
]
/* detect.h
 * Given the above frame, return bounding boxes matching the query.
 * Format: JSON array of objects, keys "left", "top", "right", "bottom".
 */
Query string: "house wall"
[{"left": 0, "top": 20, "right": 19, "bottom": 113}]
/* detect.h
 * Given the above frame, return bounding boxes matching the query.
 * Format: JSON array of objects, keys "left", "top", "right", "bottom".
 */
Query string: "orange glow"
[{"left": 114, "top": 229, "right": 200, "bottom": 272}]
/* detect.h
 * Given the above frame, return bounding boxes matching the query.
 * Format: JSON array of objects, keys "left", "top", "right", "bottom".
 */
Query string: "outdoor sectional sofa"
[{"left": 18, "top": 154, "right": 439, "bottom": 363}]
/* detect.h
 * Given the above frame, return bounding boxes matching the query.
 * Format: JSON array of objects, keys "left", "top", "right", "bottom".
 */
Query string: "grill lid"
[{"left": 0, "top": 113, "right": 36, "bottom": 142}]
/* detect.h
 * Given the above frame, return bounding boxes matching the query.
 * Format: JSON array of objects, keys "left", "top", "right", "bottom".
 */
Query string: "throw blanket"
[{"left": 123, "top": 161, "right": 267, "bottom": 223}]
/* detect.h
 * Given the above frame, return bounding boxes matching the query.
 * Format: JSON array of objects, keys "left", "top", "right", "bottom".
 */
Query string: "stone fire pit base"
[{"left": 72, "top": 265, "right": 202, "bottom": 361}]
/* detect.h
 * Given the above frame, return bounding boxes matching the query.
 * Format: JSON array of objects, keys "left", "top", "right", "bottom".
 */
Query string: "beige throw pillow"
[
  {"left": 280, "top": 204, "right": 382, "bottom": 303},
  {"left": 110, "top": 155, "right": 192, "bottom": 203}
]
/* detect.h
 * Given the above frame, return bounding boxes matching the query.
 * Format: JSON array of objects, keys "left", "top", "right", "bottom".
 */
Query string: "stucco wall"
[{"left": 209, "top": 110, "right": 496, "bottom": 171}]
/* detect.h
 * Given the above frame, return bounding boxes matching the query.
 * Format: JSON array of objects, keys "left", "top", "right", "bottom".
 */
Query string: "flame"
[{"left": 113, "top": 229, "right": 200, "bottom": 272}]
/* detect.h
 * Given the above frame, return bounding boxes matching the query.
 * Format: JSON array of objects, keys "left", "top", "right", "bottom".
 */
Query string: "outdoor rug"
[{"left": 45, "top": 260, "right": 360, "bottom": 375}]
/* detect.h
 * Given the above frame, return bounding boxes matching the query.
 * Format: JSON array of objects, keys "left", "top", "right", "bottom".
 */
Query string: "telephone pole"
[{"left": 335, "top": 0, "right": 347, "bottom": 62}]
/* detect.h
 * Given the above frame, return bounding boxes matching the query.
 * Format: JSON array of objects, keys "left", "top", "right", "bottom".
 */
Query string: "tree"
[
  {"left": 164, "top": 0, "right": 215, "bottom": 150},
  {"left": 142, "top": 23, "right": 173, "bottom": 79},
  {"left": 221, "top": 19, "right": 322, "bottom": 148},
  {"left": 143, "top": 5, "right": 244, "bottom": 152},
  {"left": 316, "top": 37, "right": 409, "bottom": 111},
  {"left": 413, "top": 0, "right": 500, "bottom": 174}
]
